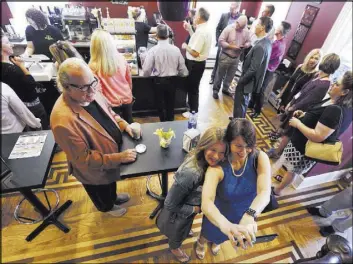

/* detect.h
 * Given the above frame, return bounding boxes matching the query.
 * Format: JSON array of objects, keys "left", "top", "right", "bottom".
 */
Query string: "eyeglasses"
[
  {"left": 69, "top": 77, "right": 99, "bottom": 92},
  {"left": 231, "top": 143, "right": 248, "bottom": 150},
  {"left": 332, "top": 80, "right": 342, "bottom": 86}
]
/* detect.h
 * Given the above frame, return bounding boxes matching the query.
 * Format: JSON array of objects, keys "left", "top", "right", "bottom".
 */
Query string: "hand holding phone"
[{"left": 234, "top": 234, "right": 278, "bottom": 247}]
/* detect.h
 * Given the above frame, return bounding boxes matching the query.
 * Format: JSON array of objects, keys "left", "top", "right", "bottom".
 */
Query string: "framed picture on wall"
[
  {"left": 293, "top": 24, "right": 310, "bottom": 44},
  {"left": 301, "top": 5, "right": 320, "bottom": 27},
  {"left": 287, "top": 41, "right": 302, "bottom": 60}
]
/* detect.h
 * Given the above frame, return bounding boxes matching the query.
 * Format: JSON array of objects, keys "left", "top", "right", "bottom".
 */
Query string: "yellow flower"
[{"left": 153, "top": 128, "right": 176, "bottom": 140}]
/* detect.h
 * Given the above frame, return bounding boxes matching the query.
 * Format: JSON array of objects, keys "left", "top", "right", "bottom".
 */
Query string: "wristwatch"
[{"left": 245, "top": 208, "right": 258, "bottom": 220}]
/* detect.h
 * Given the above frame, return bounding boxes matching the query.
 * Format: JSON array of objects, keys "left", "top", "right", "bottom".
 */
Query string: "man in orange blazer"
[{"left": 51, "top": 58, "right": 139, "bottom": 217}]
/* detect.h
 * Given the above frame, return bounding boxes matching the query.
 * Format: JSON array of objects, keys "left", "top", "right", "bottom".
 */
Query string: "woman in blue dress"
[{"left": 195, "top": 118, "right": 271, "bottom": 259}]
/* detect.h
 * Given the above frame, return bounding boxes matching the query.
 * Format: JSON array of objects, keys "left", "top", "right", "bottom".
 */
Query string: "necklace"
[{"left": 228, "top": 155, "right": 248, "bottom": 177}]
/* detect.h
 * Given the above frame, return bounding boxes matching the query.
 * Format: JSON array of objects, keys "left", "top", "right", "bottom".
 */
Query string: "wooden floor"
[{"left": 1, "top": 70, "right": 348, "bottom": 263}]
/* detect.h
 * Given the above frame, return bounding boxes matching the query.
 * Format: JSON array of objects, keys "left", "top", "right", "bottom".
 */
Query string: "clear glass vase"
[{"left": 159, "top": 137, "right": 172, "bottom": 148}]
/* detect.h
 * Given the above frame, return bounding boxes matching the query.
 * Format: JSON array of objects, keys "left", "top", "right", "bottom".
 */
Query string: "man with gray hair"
[
  {"left": 213, "top": 15, "right": 252, "bottom": 99},
  {"left": 181, "top": 7, "right": 212, "bottom": 116},
  {"left": 142, "top": 24, "right": 188, "bottom": 121},
  {"left": 248, "top": 21, "right": 291, "bottom": 119},
  {"left": 50, "top": 58, "right": 140, "bottom": 217}
]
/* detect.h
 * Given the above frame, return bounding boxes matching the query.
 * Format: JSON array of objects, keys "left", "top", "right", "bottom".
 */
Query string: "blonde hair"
[
  {"left": 186, "top": 127, "right": 227, "bottom": 176},
  {"left": 301, "top": 49, "right": 322, "bottom": 74},
  {"left": 89, "top": 29, "right": 119, "bottom": 77}
]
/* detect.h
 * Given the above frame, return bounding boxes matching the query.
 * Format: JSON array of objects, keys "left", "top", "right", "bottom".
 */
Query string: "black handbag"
[
  {"left": 156, "top": 207, "right": 195, "bottom": 242},
  {"left": 263, "top": 192, "right": 279, "bottom": 213},
  {"left": 253, "top": 151, "right": 279, "bottom": 213}
]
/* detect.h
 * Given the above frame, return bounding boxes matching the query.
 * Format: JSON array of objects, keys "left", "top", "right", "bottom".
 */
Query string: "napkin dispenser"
[{"left": 183, "top": 128, "right": 200, "bottom": 152}]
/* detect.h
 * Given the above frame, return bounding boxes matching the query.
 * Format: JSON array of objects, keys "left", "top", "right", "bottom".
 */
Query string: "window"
[{"left": 322, "top": 1, "right": 352, "bottom": 80}]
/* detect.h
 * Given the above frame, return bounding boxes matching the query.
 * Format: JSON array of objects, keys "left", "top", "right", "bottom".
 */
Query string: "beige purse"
[{"left": 305, "top": 107, "right": 343, "bottom": 165}]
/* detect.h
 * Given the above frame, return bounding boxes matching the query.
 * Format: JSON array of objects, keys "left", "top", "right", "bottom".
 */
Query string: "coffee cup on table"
[{"left": 130, "top": 123, "right": 141, "bottom": 140}]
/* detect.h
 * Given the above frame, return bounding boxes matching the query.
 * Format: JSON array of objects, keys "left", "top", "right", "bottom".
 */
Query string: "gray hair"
[
  {"left": 56, "top": 57, "right": 90, "bottom": 92},
  {"left": 198, "top": 7, "right": 210, "bottom": 22},
  {"left": 237, "top": 15, "right": 248, "bottom": 28},
  {"left": 156, "top": 24, "right": 168, "bottom": 39}
]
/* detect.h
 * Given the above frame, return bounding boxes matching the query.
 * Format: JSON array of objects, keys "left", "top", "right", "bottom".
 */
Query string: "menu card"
[{"left": 8, "top": 132, "right": 48, "bottom": 159}]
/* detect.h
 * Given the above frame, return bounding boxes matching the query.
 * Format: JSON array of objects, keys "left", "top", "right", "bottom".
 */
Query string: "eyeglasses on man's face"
[{"left": 69, "top": 77, "right": 99, "bottom": 92}]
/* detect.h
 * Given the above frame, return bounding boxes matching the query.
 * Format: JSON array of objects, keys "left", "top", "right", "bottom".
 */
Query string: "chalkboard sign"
[{"left": 111, "top": 0, "right": 128, "bottom": 5}]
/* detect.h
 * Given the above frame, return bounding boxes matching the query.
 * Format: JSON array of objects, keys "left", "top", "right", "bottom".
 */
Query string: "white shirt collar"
[
  {"left": 196, "top": 22, "right": 207, "bottom": 30},
  {"left": 157, "top": 39, "right": 169, "bottom": 45}
]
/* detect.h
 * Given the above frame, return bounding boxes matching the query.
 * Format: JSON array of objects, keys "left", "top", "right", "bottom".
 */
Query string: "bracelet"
[{"left": 245, "top": 208, "right": 257, "bottom": 220}]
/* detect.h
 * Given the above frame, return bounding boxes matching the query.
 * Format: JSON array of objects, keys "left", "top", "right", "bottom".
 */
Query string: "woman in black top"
[
  {"left": 272, "top": 71, "right": 352, "bottom": 196},
  {"left": 1, "top": 32, "right": 49, "bottom": 129},
  {"left": 24, "top": 8, "right": 64, "bottom": 60},
  {"left": 268, "top": 53, "right": 341, "bottom": 159},
  {"left": 277, "top": 49, "right": 322, "bottom": 111},
  {"left": 269, "top": 49, "right": 321, "bottom": 142}
]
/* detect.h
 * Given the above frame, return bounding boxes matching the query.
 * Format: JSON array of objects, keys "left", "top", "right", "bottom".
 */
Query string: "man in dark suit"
[
  {"left": 231, "top": 16, "right": 273, "bottom": 119},
  {"left": 210, "top": 1, "right": 241, "bottom": 84}
]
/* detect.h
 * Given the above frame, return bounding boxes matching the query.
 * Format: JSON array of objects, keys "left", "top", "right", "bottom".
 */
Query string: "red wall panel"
[
  {"left": 284, "top": 1, "right": 345, "bottom": 65},
  {"left": 1, "top": 1, "right": 13, "bottom": 25},
  {"left": 240, "top": 1, "right": 262, "bottom": 18}
]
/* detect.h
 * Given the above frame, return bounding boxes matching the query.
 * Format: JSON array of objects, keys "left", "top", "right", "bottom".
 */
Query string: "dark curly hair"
[
  {"left": 25, "top": 8, "right": 48, "bottom": 29},
  {"left": 336, "top": 71, "right": 353, "bottom": 108},
  {"left": 225, "top": 118, "right": 256, "bottom": 151}
]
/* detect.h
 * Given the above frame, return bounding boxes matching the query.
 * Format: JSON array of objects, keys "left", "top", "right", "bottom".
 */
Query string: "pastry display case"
[
  {"left": 113, "top": 33, "right": 138, "bottom": 76},
  {"left": 102, "top": 18, "right": 138, "bottom": 76}
]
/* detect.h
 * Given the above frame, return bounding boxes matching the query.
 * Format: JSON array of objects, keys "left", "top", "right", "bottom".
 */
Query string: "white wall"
[
  {"left": 7, "top": 2, "right": 68, "bottom": 37},
  {"left": 322, "top": 1, "right": 352, "bottom": 77},
  {"left": 195, "top": 1, "right": 234, "bottom": 58}
]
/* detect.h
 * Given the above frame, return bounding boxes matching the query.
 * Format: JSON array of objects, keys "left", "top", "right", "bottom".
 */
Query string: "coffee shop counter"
[{"left": 30, "top": 65, "right": 187, "bottom": 118}]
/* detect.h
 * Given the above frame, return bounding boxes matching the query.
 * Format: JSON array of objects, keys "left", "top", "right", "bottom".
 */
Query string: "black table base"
[
  {"left": 20, "top": 188, "right": 72, "bottom": 242},
  {"left": 146, "top": 172, "right": 168, "bottom": 219}
]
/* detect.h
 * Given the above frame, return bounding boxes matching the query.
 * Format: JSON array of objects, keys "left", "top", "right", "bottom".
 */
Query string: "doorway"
[{"left": 195, "top": 1, "right": 234, "bottom": 59}]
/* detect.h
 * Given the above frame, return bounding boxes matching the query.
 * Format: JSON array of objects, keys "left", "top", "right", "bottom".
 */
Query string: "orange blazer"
[{"left": 50, "top": 91, "right": 129, "bottom": 185}]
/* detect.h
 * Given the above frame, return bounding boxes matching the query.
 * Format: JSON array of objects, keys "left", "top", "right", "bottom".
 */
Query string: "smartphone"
[{"left": 235, "top": 234, "right": 278, "bottom": 246}]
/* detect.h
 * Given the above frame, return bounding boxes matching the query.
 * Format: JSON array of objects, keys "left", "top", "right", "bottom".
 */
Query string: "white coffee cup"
[{"left": 129, "top": 123, "right": 141, "bottom": 139}]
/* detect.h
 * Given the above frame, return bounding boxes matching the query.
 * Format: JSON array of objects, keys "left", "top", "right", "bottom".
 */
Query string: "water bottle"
[{"left": 188, "top": 111, "right": 197, "bottom": 129}]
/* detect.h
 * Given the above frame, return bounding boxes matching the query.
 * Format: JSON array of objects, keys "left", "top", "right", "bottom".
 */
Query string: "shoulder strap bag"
[
  {"left": 304, "top": 106, "right": 343, "bottom": 165},
  {"left": 253, "top": 150, "right": 279, "bottom": 213}
]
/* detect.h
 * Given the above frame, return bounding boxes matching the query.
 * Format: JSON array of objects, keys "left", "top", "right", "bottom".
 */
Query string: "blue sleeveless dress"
[{"left": 201, "top": 154, "right": 258, "bottom": 245}]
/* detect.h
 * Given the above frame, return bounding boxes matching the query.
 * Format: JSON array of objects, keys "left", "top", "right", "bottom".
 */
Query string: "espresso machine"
[
  {"left": 47, "top": 6, "right": 64, "bottom": 31},
  {"left": 62, "top": 4, "right": 92, "bottom": 42},
  {"left": 3, "top": 25, "right": 24, "bottom": 42}
]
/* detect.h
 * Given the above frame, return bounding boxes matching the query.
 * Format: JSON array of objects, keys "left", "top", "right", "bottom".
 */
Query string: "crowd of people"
[{"left": 1, "top": 2, "right": 352, "bottom": 263}]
